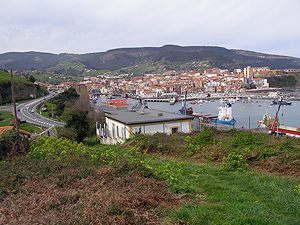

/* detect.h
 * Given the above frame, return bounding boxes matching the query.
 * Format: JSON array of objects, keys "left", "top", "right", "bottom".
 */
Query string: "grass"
[
  {"left": 0, "top": 111, "right": 42, "bottom": 134},
  {"left": 1, "top": 128, "right": 300, "bottom": 224},
  {"left": 19, "top": 122, "right": 42, "bottom": 134},
  {"left": 0, "top": 70, "right": 29, "bottom": 83},
  {"left": 0, "top": 111, "right": 14, "bottom": 126},
  {"left": 169, "top": 162, "right": 300, "bottom": 224}
]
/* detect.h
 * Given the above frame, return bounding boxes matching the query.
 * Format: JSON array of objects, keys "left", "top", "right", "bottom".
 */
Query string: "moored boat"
[
  {"left": 257, "top": 98, "right": 300, "bottom": 137},
  {"left": 271, "top": 99, "right": 292, "bottom": 105},
  {"left": 193, "top": 102, "right": 236, "bottom": 125},
  {"left": 211, "top": 102, "right": 236, "bottom": 125},
  {"left": 178, "top": 90, "right": 193, "bottom": 115},
  {"left": 169, "top": 97, "right": 176, "bottom": 105},
  {"left": 179, "top": 106, "right": 193, "bottom": 115}
]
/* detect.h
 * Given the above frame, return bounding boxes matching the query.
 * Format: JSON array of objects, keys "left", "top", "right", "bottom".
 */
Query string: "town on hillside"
[{"left": 35, "top": 66, "right": 300, "bottom": 99}]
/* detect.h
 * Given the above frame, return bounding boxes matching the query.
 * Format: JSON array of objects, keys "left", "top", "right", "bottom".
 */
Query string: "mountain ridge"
[{"left": 1, "top": 45, "right": 300, "bottom": 72}]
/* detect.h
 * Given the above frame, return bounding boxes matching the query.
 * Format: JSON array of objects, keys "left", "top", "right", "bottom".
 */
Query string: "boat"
[
  {"left": 169, "top": 97, "right": 176, "bottom": 105},
  {"left": 106, "top": 95, "right": 115, "bottom": 99},
  {"left": 257, "top": 99, "right": 300, "bottom": 137},
  {"left": 211, "top": 102, "right": 236, "bottom": 126},
  {"left": 91, "top": 96, "right": 97, "bottom": 103},
  {"left": 190, "top": 101, "right": 196, "bottom": 105},
  {"left": 257, "top": 108, "right": 279, "bottom": 128},
  {"left": 179, "top": 106, "right": 193, "bottom": 115},
  {"left": 271, "top": 99, "right": 292, "bottom": 105},
  {"left": 178, "top": 90, "right": 193, "bottom": 115}
]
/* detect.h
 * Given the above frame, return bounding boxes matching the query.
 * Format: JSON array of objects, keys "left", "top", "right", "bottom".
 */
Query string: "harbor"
[{"left": 94, "top": 93, "right": 300, "bottom": 131}]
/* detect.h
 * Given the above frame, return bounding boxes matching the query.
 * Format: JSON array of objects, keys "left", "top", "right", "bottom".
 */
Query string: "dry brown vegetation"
[{"left": 0, "top": 156, "right": 191, "bottom": 224}]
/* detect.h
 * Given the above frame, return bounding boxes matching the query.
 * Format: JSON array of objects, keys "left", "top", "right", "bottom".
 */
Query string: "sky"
[{"left": 1, "top": 0, "right": 300, "bottom": 58}]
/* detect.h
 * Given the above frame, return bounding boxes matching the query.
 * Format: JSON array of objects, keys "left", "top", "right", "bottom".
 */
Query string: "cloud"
[{"left": 1, "top": 0, "right": 300, "bottom": 57}]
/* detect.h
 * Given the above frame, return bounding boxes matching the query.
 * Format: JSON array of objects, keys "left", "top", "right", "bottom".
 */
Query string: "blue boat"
[{"left": 211, "top": 102, "right": 236, "bottom": 126}]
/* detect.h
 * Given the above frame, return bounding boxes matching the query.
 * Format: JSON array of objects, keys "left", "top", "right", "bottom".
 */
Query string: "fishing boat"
[
  {"left": 211, "top": 102, "right": 236, "bottom": 125},
  {"left": 271, "top": 99, "right": 292, "bottom": 105},
  {"left": 178, "top": 90, "right": 193, "bottom": 115},
  {"left": 179, "top": 106, "right": 193, "bottom": 115},
  {"left": 257, "top": 99, "right": 300, "bottom": 137}
]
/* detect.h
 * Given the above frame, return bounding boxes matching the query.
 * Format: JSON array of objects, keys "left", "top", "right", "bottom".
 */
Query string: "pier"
[{"left": 142, "top": 98, "right": 170, "bottom": 103}]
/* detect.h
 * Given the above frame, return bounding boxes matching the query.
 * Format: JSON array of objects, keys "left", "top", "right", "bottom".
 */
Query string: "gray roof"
[{"left": 104, "top": 108, "right": 193, "bottom": 125}]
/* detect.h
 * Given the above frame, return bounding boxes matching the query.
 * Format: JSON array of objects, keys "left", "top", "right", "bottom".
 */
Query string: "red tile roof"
[
  {"left": 0, "top": 126, "right": 14, "bottom": 136},
  {"left": 0, "top": 126, "right": 31, "bottom": 137}
]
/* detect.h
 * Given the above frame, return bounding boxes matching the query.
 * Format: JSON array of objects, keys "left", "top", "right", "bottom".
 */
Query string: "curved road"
[{"left": 1, "top": 91, "right": 65, "bottom": 128}]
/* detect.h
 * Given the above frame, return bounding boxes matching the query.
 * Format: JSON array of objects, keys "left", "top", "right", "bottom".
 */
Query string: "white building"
[{"left": 97, "top": 106, "right": 193, "bottom": 144}]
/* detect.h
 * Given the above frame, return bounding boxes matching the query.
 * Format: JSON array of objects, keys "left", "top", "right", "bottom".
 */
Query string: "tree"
[
  {"left": 29, "top": 76, "right": 35, "bottom": 83},
  {"left": 63, "top": 107, "right": 90, "bottom": 143},
  {"left": 61, "top": 89, "right": 105, "bottom": 142}
]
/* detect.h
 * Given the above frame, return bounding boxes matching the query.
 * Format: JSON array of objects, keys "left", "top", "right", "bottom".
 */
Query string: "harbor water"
[{"left": 95, "top": 96, "right": 300, "bottom": 129}]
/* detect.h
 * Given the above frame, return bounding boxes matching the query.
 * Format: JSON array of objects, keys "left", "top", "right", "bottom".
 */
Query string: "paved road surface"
[{"left": 0, "top": 92, "right": 65, "bottom": 128}]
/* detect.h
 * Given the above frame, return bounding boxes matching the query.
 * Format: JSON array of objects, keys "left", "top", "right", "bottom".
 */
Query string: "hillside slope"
[{"left": 0, "top": 70, "right": 47, "bottom": 103}]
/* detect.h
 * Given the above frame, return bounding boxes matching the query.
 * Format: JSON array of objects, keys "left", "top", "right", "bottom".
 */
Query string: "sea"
[{"left": 95, "top": 96, "right": 300, "bottom": 129}]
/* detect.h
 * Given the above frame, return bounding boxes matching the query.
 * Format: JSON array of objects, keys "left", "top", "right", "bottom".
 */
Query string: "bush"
[
  {"left": 57, "top": 127, "right": 77, "bottom": 141},
  {"left": 221, "top": 152, "right": 249, "bottom": 172},
  {"left": 230, "top": 132, "right": 257, "bottom": 149},
  {"left": 29, "top": 137, "right": 85, "bottom": 160},
  {"left": 0, "top": 130, "right": 29, "bottom": 160}
]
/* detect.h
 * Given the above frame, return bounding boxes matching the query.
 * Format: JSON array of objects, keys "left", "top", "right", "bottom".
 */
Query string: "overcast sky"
[{"left": 1, "top": 0, "right": 300, "bottom": 57}]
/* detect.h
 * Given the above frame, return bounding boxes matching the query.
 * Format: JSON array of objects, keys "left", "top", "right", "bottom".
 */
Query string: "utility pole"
[{"left": 10, "top": 67, "right": 23, "bottom": 152}]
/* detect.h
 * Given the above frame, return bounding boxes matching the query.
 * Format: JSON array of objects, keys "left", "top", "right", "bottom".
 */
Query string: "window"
[{"left": 171, "top": 127, "right": 179, "bottom": 134}]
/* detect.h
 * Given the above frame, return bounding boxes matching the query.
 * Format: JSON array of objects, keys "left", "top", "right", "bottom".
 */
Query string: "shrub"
[
  {"left": 221, "top": 152, "right": 249, "bottom": 172},
  {"left": 0, "top": 130, "right": 29, "bottom": 160},
  {"left": 29, "top": 137, "right": 85, "bottom": 160},
  {"left": 183, "top": 127, "right": 215, "bottom": 156},
  {"left": 230, "top": 132, "right": 257, "bottom": 149},
  {"left": 294, "top": 184, "right": 300, "bottom": 197},
  {"left": 57, "top": 127, "right": 77, "bottom": 141}
]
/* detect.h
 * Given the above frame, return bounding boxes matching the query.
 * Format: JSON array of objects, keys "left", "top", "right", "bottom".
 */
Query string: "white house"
[{"left": 97, "top": 106, "right": 193, "bottom": 144}]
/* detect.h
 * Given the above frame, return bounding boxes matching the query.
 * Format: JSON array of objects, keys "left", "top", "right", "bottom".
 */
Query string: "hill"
[
  {"left": 1, "top": 128, "right": 300, "bottom": 224},
  {"left": 0, "top": 70, "right": 47, "bottom": 104},
  {"left": 1, "top": 45, "right": 300, "bottom": 74}
]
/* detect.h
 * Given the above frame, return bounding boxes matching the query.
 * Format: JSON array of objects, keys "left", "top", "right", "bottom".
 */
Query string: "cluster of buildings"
[
  {"left": 44, "top": 66, "right": 300, "bottom": 98},
  {"left": 35, "top": 66, "right": 300, "bottom": 144}
]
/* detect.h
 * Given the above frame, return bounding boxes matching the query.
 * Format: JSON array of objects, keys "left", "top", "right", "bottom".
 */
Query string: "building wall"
[
  {"left": 99, "top": 117, "right": 192, "bottom": 144},
  {"left": 130, "top": 120, "right": 191, "bottom": 135}
]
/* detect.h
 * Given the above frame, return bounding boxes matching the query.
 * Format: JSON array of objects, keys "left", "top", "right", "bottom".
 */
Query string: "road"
[{"left": 1, "top": 91, "right": 65, "bottom": 128}]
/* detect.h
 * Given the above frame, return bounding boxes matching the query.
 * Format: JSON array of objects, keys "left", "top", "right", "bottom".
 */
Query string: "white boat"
[{"left": 212, "top": 102, "right": 236, "bottom": 125}]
